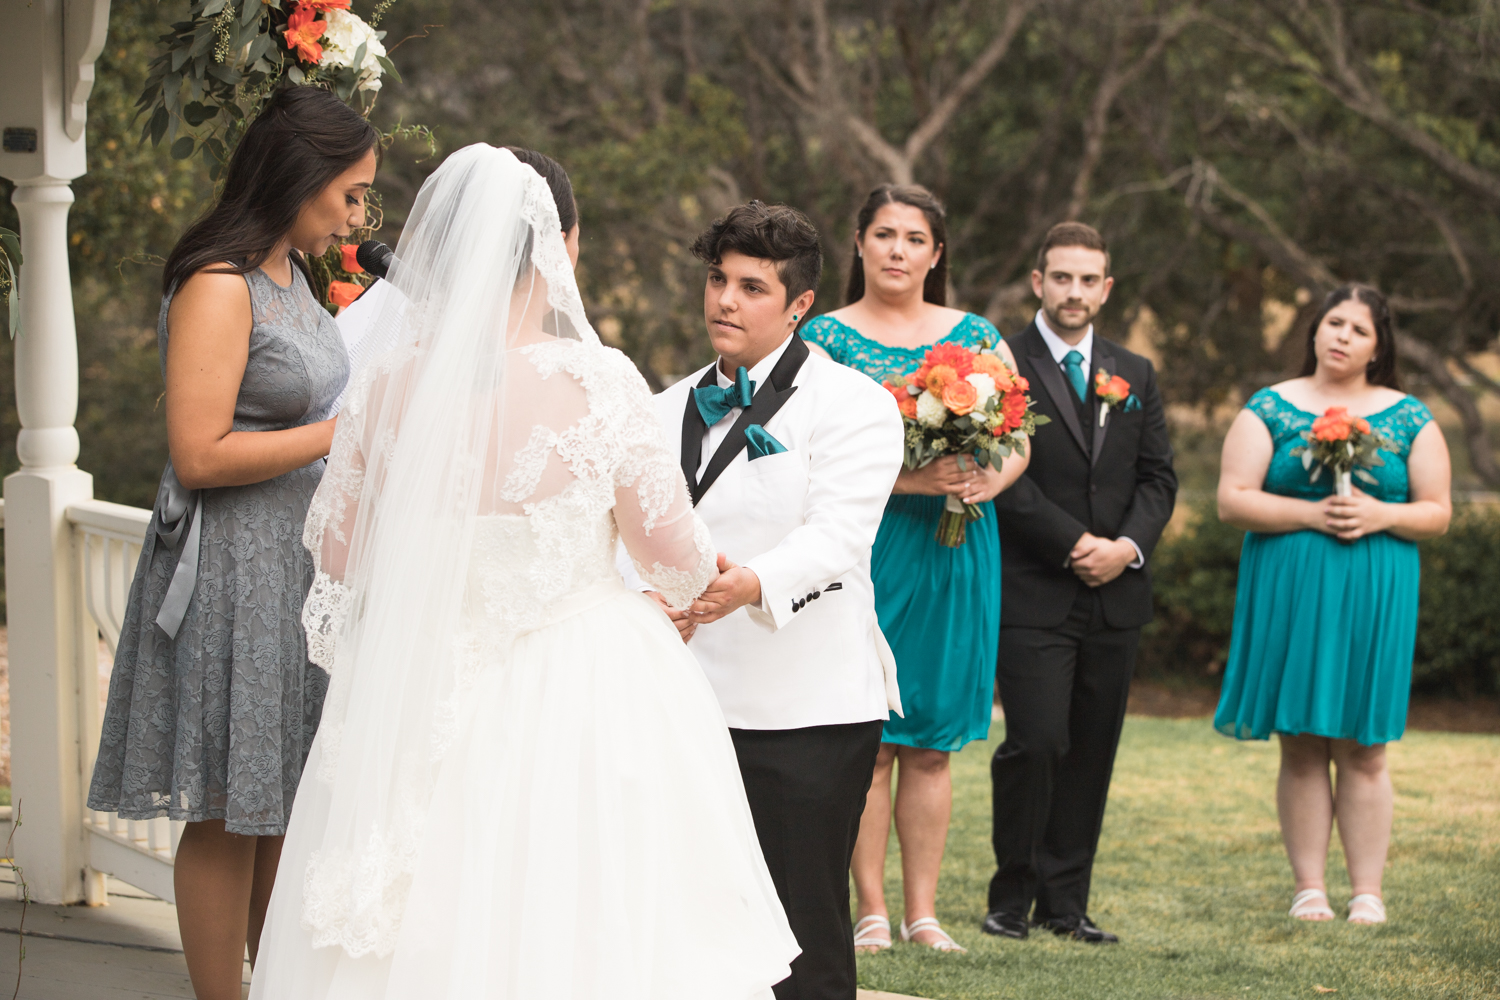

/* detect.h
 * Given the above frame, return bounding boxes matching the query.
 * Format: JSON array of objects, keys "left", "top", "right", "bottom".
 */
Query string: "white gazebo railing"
[{"left": 69, "top": 499, "right": 181, "bottom": 904}]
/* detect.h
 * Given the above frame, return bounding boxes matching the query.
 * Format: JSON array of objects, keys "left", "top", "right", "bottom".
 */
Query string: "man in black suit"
[{"left": 982, "top": 223, "right": 1177, "bottom": 944}]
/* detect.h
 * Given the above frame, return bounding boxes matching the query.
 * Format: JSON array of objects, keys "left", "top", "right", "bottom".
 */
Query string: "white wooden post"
[{"left": 0, "top": 0, "right": 111, "bottom": 906}]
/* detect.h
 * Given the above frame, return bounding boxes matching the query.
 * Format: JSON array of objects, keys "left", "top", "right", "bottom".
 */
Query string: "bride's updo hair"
[
  {"left": 505, "top": 147, "right": 577, "bottom": 234},
  {"left": 163, "top": 86, "right": 380, "bottom": 292}
]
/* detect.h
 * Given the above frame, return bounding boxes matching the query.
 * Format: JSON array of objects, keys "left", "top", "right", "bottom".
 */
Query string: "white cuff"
[{"left": 1120, "top": 536, "right": 1145, "bottom": 569}]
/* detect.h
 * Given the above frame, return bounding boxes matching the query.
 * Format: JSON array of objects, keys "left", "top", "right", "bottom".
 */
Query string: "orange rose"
[
  {"left": 302, "top": 0, "right": 352, "bottom": 10},
  {"left": 899, "top": 394, "right": 918, "bottom": 419},
  {"left": 328, "top": 280, "right": 364, "bottom": 309},
  {"left": 1353, "top": 417, "right": 1371, "bottom": 435},
  {"left": 283, "top": 3, "right": 328, "bottom": 64},
  {"left": 907, "top": 366, "right": 931, "bottom": 391},
  {"left": 1000, "top": 389, "right": 1027, "bottom": 432},
  {"left": 1012, "top": 374, "right": 1029, "bottom": 392},
  {"left": 925, "top": 364, "right": 959, "bottom": 395},
  {"left": 941, "top": 379, "right": 979, "bottom": 415},
  {"left": 339, "top": 243, "right": 364, "bottom": 274}
]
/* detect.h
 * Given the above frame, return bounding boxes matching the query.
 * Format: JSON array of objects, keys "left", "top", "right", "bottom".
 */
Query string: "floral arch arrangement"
[{"left": 136, "top": 1, "right": 429, "bottom": 310}]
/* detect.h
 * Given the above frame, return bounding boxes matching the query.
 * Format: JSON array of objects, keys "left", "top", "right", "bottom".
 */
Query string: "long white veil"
[{"left": 297, "top": 144, "right": 597, "bottom": 956}]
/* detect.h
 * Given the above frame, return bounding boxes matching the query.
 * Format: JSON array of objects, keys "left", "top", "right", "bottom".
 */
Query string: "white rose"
[
  {"left": 322, "top": 10, "right": 387, "bottom": 93},
  {"left": 966, "top": 372, "right": 996, "bottom": 408},
  {"left": 916, "top": 390, "right": 948, "bottom": 428}
]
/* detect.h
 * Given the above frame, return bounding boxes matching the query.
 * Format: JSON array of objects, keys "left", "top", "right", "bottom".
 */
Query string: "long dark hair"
[
  {"left": 1298, "top": 283, "right": 1402, "bottom": 390},
  {"left": 162, "top": 86, "right": 380, "bottom": 293},
  {"left": 845, "top": 184, "right": 948, "bottom": 306},
  {"left": 505, "top": 147, "right": 577, "bottom": 234}
]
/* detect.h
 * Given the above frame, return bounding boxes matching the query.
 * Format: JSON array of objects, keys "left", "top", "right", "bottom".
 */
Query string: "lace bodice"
[
  {"left": 1245, "top": 387, "right": 1433, "bottom": 502},
  {"left": 801, "top": 311, "right": 1001, "bottom": 384}
]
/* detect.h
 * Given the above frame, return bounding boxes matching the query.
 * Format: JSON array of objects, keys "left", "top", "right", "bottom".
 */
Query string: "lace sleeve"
[
  {"left": 601, "top": 352, "right": 717, "bottom": 608},
  {"left": 800, "top": 315, "right": 846, "bottom": 364},
  {"left": 301, "top": 367, "right": 374, "bottom": 671}
]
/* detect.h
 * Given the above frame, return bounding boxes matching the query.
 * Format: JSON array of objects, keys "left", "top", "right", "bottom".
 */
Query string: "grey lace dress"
[{"left": 87, "top": 265, "right": 349, "bottom": 835}]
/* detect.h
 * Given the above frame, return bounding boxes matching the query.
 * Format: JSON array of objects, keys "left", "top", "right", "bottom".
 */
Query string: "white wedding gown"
[{"left": 249, "top": 333, "right": 799, "bottom": 998}]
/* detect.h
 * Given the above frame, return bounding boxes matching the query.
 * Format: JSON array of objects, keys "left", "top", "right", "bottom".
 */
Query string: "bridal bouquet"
[
  {"left": 886, "top": 343, "right": 1048, "bottom": 546},
  {"left": 1291, "top": 406, "right": 1394, "bottom": 497}
]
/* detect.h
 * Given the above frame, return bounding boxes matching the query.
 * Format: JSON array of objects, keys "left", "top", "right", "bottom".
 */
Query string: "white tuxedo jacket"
[{"left": 620, "top": 335, "right": 905, "bottom": 730}]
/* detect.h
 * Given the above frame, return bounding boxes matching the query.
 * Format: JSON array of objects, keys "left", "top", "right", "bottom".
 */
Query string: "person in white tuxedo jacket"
[{"left": 618, "top": 202, "right": 904, "bottom": 1000}]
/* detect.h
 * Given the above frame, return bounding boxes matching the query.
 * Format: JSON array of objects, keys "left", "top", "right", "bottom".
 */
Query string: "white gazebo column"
[{"left": 0, "top": 0, "right": 111, "bottom": 905}]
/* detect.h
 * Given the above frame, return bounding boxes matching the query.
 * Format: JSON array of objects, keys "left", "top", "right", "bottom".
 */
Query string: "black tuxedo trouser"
[
  {"left": 730, "top": 720, "right": 885, "bottom": 1000},
  {"left": 988, "top": 587, "right": 1139, "bottom": 921}
]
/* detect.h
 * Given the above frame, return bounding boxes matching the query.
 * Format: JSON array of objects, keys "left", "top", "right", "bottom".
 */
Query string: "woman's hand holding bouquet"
[{"left": 886, "top": 342, "right": 1048, "bottom": 547}]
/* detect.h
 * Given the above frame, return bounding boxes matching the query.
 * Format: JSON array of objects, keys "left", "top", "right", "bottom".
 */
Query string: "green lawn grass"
[{"left": 856, "top": 715, "right": 1499, "bottom": 1000}]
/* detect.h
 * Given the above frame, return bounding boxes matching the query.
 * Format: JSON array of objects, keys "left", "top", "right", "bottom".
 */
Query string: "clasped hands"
[
  {"left": 1316, "top": 488, "right": 1389, "bottom": 542},
  {"left": 897, "top": 454, "right": 1005, "bottom": 505},
  {"left": 646, "top": 553, "right": 761, "bottom": 644},
  {"left": 1069, "top": 532, "right": 1137, "bottom": 587}
]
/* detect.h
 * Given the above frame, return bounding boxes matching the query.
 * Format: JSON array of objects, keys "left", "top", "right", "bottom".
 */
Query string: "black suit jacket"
[{"left": 992, "top": 322, "right": 1177, "bottom": 630}]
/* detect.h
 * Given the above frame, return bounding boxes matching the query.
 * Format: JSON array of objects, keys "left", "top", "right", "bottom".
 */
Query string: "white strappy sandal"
[
  {"left": 1347, "top": 894, "right": 1387, "bottom": 924},
  {"left": 853, "top": 914, "right": 892, "bottom": 953},
  {"left": 899, "top": 917, "right": 968, "bottom": 953},
  {"left": 1289, "top": 888, "right": 1335, "bottom": 921}
]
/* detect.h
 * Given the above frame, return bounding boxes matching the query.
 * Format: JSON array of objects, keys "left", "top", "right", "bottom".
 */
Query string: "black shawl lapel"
[
  {"left": 1025, "top": 323, "right": 1089, "bottom": 459},
  {"left": 693, "top": 335, "right": 809, "bottom": 504},
  {"left": 680, "top": 366, "right": 718, "bottom": 498},
  {"left": 1090, "top": 342, "right": 1117, "bottom": 467}
]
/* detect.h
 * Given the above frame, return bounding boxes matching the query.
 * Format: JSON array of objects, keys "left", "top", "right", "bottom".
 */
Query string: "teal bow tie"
[
  {"left": 1062, "top": 350, "right": 1087, "bottom": 403},
  {"left": 695, "top": 366, "right": 755, "bottom": 426}
]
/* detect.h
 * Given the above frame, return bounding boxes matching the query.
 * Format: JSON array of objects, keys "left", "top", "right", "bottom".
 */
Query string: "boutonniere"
[{"left": 1093, "top": 369, "right": 1141, "bottom": 426}]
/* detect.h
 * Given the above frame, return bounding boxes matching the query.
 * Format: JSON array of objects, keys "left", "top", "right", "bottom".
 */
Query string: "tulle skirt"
[
  {"left": 250, "top": 588, "right": 797, "bottom": 999},
  {"left": 1214, "top": 529, "right": 1419, "bottom": 747}
]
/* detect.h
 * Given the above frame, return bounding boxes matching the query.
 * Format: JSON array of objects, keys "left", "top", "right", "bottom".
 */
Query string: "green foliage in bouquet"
[
  {"left": 1290, "top": 408, "right": 1396, "bottom": 488},
  {"left": 136, "top": 0, "right": 404, "bottom": 178},
  {"left": 0, "top": 227, "right": 19, "bottom": 338}
]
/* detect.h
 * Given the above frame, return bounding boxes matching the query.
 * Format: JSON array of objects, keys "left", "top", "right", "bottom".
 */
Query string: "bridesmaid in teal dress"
[
  {"left": 803, "top": 185, "right": 1029, "bottom": 953},
  {"left": 1215, "top": 284, "right": 1451, "bottom": 928}
]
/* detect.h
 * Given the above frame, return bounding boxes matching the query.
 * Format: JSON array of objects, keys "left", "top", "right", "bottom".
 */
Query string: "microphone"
[{"left": 355, "top": 240, "right": 397, "bottom": 279}]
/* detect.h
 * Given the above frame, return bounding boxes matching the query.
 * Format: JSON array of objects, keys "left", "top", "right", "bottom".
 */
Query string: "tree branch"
[{"left": 1397, "top": 332, "right": 1500, "bottom": 485}]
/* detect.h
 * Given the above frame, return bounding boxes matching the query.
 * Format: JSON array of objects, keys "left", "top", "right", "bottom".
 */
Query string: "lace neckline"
[
  {"left": 815, "top": 312, "right": 980, "bottom": 355},
  {"left": 1262, "top": 387, "right": 1411, "bottom": 423}
]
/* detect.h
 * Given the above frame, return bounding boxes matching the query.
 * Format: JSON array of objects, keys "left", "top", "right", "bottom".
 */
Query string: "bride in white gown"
[{"left": 250, "top": 144, "right": 798, "bottom": 999}]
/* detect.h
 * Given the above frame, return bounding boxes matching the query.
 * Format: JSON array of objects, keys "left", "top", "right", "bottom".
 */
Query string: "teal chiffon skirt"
[
  {"left": 873, "top": 494, "right": 1000, "bottom": 752},
  {"left": 1214, "top": 529, "right": 1419, "bottom": 747}
]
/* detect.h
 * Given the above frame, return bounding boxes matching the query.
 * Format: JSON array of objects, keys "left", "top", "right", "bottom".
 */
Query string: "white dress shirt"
[
  {"left": 696, "top": 334, "right": 797, "bottom": 480},
  {"left": 1032, "top": 309, "right": 1143, "bottom": 570}
]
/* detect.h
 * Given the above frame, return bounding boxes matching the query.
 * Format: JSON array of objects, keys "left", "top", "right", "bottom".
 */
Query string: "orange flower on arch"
[
  {"left": 283, "top": 4, "right": 329, "bottom": 65},
  {"left": 328, "top": 280, "right": 363, "bottom": 310}
]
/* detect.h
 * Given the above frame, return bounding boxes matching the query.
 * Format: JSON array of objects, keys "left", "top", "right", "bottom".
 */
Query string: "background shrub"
[{"left": 1140, "top": 499, "right": 1500, "bottom": 697}]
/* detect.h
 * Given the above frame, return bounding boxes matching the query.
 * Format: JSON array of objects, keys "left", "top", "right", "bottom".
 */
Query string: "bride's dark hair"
[
  {"left": 505, "top": 147, "right": 577, "bottom": 234},
  {"left": 162, "top": 86, "right": 380, "bottom": 293}
]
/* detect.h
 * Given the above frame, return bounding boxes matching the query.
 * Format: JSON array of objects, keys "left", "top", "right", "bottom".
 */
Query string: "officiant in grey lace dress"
[{"left": 86, "top": 87, "right": 378, "bottom": 1000}]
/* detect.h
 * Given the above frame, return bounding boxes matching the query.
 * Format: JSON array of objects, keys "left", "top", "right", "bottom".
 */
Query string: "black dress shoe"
[
  {"left": 1036, "top": 915, "right": 1118, "bottom": 944},
  {"left": 980, "top": 911, "right": 1029, "bottom": 939}
]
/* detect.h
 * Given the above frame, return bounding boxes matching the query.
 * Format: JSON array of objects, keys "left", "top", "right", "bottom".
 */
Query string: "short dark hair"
[
  {"left": 163, "top": 85, "right": 380, "bottom": 293},
  {"left": 1298, "top": 283, "right": 1402, "bottom": 391},
  {"left": 505, "top": 146, "right": 577, "bottom": 234},
  {"left": 689, "top": 201, "right": 823, "bottom": 306},
  {"left": 846, "top": 184, "right": 948, "bottom": 307},
  {"left": 1035, "top": 221, "right": 1110, "bottom": 276}
]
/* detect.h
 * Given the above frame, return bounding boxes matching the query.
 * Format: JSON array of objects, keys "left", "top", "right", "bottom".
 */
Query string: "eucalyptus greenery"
[{"left": 136, "top": 0, "right": 402, "bottom": 178}]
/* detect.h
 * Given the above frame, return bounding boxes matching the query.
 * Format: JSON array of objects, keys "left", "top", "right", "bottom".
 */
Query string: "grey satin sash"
[{"left": 152, "top": 461, "right": 203, "bottom": 640}]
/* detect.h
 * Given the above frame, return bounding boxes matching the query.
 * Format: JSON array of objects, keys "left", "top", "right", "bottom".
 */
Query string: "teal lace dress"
[
  {"left": 802, "top": 313, "right": 1001, "bottom": 751},
  {"left": 1214, "top": 388, "right": 1434, "bottom": 746}
]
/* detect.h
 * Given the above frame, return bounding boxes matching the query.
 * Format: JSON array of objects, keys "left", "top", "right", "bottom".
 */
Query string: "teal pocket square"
[{"left": 745, "top": 424, "right": 787, "bottom": 460}]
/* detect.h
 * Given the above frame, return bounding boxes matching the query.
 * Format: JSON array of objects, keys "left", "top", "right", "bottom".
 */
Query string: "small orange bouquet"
[
  {"left": 1291, "top": 406, "right": 1394, "bottom": 497},
  {"left": 885, "top": 342, "right": 1049, "bottom": 546}
]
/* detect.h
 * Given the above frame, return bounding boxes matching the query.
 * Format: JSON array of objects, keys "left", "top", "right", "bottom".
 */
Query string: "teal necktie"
[
  {"left": 1062, "top": 350, "right": 1087, "bottom": 403},
  {"left": 694, "top": 366, "right": 755, "bottom": 426}
]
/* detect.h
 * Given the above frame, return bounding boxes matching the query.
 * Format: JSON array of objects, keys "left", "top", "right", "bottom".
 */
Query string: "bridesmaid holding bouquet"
[
  {"left": 803, "top": 184, "right": 1029, "bottom": 953},
  {"left": 1215, "top": 283, "right": 1451, "bottom": 925}
]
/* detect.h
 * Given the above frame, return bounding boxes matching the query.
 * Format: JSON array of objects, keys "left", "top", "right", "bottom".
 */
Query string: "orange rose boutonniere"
[{"left": 1092, "top": 368, "right": 1140, "bottom": 427}]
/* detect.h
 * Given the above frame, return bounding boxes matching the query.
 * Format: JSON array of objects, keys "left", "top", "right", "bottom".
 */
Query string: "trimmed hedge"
[{"left": 1140, "top": 499, "right": 1500, "bottom": 696}]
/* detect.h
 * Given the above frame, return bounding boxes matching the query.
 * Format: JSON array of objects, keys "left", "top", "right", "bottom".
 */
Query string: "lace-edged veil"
[{"left": 298, "top": 144, "right": 598, "bottom": 956}]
